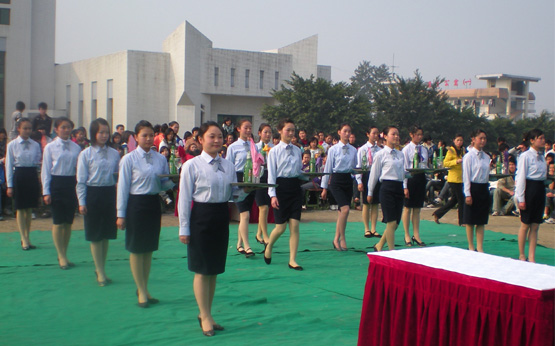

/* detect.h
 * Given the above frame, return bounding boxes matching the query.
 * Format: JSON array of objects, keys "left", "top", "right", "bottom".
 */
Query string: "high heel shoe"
[
  {"left": 255, "top": 235, "right": 265, "bottom": 244},
  {"left": 197, "top": 317, "right": 215, "bottom": 336},
  {"left": 332, "top": 241, "right": 342, "bottom": 251},
  {"left": 432, "top": 214, "right": 440, "bottom": 224},
  {"left": 404, "top": 238, "right": 412, "bottom": 247},
  {"left": 411, "top": 236, "right": 426, "bottom": 247},
  {"left": 263, "top": 243, "right": 271, "bottom": 265},
  {"left": 198, "top": 316, "right": 224, "bottom": 331}
]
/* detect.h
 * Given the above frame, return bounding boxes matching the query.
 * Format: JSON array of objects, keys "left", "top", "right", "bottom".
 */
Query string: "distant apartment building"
[
  {"left": 55, "top": 21, "right": 331, "bottom": 132},
  {"left": 0, "top": 0, "right": 56, "bottom": 128},
  {"left": 445, "top": 74, "right": 540, "bottom": 120}
]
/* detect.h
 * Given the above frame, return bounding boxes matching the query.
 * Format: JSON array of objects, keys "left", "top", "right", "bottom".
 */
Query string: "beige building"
[{"left": 445, "top": 74, "right": 540, "bottom": 120}]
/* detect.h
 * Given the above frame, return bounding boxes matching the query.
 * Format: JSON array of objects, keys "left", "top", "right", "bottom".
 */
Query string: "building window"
[
  {"left": 230, "top": 68, "right": 235, "bottom": 87},
  {"left": 275, "top": 71, "right": 279, "bottom": 90},
  {"left": 106, "top": 79, "right": 113, "bottom": 125},
  {"left": 0, "top": 38, "right": 5, "bottom": 125},
  {"left": 0, "top": 9, "right": 9, "bottom": 25},
  {"left": 0, "top": 1, "right": 11, "bottom": 4},
  {"left": 78, "top": 83, "right": 84, "bottom": 127},
  {"left": 259, "top": 70, "right": 264, "bottom": 89},
  {"left": 200, "top": 104, "right": 205, "bottom": 124},
  {"left": 91, "top": 81, "right": 97, "bottom": 119},
  {"left": 245, "top": 69, "right": 250, "bottom": 89},
  {"left": 214, "top": 67, "right": 219, "bottom": 87},
  {"left": 66, "top": 85, "right": 71, "bottom": 117}
]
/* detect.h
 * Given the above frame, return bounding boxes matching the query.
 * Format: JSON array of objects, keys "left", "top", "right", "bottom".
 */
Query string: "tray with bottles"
[
  {"left": 488, "top": 173, "right": 514, "bottom": 181},
  {"left": 231, "top": 182, "right": 278, "bottom": 189},
  {"left": 352, "top": 168, "right": 371, "bottom": 174},
  {"left": 406, "top": 168, "right": 450, "bottom": 175},
  {"left": 301, "top": 171, "right": 331, "bottom": 177}
]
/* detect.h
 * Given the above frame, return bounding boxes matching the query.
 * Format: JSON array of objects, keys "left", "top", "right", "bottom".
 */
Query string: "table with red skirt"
[{"left": 358, "top": 246, "right": 555, "bottom": 346}]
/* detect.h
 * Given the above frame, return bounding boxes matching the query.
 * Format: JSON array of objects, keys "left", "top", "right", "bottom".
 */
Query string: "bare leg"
[
  {"left": 91, "top": 241, "right": 107, "bottom": 282},
  {"left": 465, "top": 225, "right": 475, "bottom": 251},
  {"left": 17, "top": 209, "right": 31, "bottom": 247},
  {"left": 238, "top": 212, "right": 251, "bottom": 250},
  {"left": 527, "top": 224, "right": 539, "bottom": 263},
  {"left": 475, "top": 225, "right": 485, "bottom": 252},
  {"left": 288, "top": 219, "right": 300, "bottom": 267},
  {"left": 52, "top": 224, "right": 68, "bottom": 265},
  {"left": 412, "top": 208, "right": 422, "bottom": 242},
  {"left": 194, "top": 274, "right": 215, "bottom": 331},
  {"left": 265, "top": 223, "right": 287, "bottom": 259},
  {"left": 143, "top": 252, "right": 153, "bottom": 297},
  {"left": 517, "top": 223, "right": 529, "bottom": 261},
  {"left": 370, "top": 204, "right": 379, "bottom": 235},
  {"left": 130, "top": 253, "right": 148, "bottom": 303},
  {"left": 63, "top": 223, "right": 72, "bottom": 261},
  {"left": 362, "top": 204, "right": 370, "bottom": 234},
  {"left": 257, "top": 205, "right": 269, "bottom": 243},
  {"left": 102, "top": 239, "right": 110, "bottom": 278},
  {"left": 375, "top": 221, "right": 397, "bottom": 251},
  {"left": 402, "top": 207, "right": 411, "bottom": 243},
  {"left": 336, "top": 205, "right": 350, "bottom": 249}
]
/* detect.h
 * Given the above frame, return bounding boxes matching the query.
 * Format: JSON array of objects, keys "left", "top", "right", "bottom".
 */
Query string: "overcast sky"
[{"left": 56, "top": 0, "right": 554, "bottom": 112}]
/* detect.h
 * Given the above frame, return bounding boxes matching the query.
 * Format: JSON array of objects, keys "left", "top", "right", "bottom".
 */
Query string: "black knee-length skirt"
[
  {"left": 404, "top": 173, "right": 426, "bottom": 208},
  {"left": 329, "top": 173, "right": 353, "bottom": 208},
  {"left": 50, "top": 175, "right": 78, "bottom": 225},
  {"left": 463, "top": 183, "right": 490, "bottom": 225},
  {"left": 235, "top": 172, "right": 256, "bottom": 213},
  {"left": 520, "top": 180, "right": 546, "bottom": 225},
  {"left": 274, "top": 177, "right": 302, "bottom": 224},
  {"left": 13, "top": 167, "right": 40, "bottom": 209},
  {"left": 362, "top": 172, "right": 381, "bottom": 205},
  {"left": 188, "top": 202, "right": 229, "bottom": 275},
  {"left": 255, "top": 170, "right": 271, "bottom": 207},
  {"left": 125, "top": 194, "right": 161, "bottom": 253},
  {"left": 380, "top": 180, "right": 404, "bottom": 224},
  {"left": 84, "top": 185, "right": 117, "bottom": 242}
]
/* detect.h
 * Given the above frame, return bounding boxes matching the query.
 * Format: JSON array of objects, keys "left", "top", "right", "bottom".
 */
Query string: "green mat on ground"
[{"left": 1, "top": 221, "right": 553, "bottom": 345}]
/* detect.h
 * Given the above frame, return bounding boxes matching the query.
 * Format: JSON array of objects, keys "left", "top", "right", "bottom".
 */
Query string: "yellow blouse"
[{"left": 443, "top": 146, "right": 463, "bottom": 183}]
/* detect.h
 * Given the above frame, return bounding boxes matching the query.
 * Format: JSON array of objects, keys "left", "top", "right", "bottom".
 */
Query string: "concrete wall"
[{"left": 278, "top": 35, "right": 318, "bottom": 79}]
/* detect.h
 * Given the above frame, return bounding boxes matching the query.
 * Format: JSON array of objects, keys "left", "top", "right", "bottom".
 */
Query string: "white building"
[
  {"left": 0, "top": 0, "right": 56, "bottom": 128},
  {"left": 55, "top": 21, "right": 331, "bottom": 132}
]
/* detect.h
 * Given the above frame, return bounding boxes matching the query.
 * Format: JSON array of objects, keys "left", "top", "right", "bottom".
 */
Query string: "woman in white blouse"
[
  {"left": 76, "top": 118, "right": 120, "bottom": 286},
  {"left": 6, "top": 118, "right": 41, "bottom": 250},
  {"left": 178, "top": 121, "right": 240, "bottom": 337},
  {"left": 515, "top": 129, "right": 547, "bottom": 262},
  {"left": 42, "top": 117, "right": 82, "bottom": 269},
  {"left": 462, "top": 129, "right": 491, "bottom": 252}
]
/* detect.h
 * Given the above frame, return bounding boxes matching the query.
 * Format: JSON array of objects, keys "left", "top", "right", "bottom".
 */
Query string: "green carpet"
[{"left": 1, "top": 221, "right": 553, "bottom": 345}]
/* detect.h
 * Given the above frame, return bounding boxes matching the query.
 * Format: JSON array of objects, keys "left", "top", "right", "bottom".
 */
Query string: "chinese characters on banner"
[{"left": 428, "top": 79, "right": 472, "bottom": 88}]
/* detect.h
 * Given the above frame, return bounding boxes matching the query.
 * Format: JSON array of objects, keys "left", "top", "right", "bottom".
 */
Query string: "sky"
[{"left": 56, "top": 0, "right": 554, "bottom": 113}]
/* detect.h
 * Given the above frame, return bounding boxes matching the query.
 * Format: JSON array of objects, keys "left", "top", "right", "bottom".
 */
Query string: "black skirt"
[
  {"left": 379, "top": 180, "right": 404, "bottom": 224},
  {"left": 255, "top": 170, "right": 271, "bottom": 207},
  {"left": 328, "top": 173, "right": 353, "bottom": 208},
  {"left": 84, "top": 186, "right": 117, "bottom": 242},
  {"left": 50, "top": 175, "right": 78, "bottom": 225},
  {"left": 235, "top": 172, "right": 256, "bottom": 213},
  {"left": 463, "top": 183, "right": 490, "bottom": 225},
  {"left": 404, "top": 173, "right": 426, "bottom": 208},
  {"left": 125, "top": 194, "right": 161, "bottom": 253},
  {"left": 188, "top": 202, "right": 229, "bottom": 275},
  {"left": 13, "top": 167, "right": 40, "bottom": 209},
  {"left": 274, "top": 177, "right": 303, "bottom": 224},
  {"left": 520, "top": 180, "right": 545, "bottom": 225},
  {"left": 362, "top": 172, "right": 381, "bottom": 205}
]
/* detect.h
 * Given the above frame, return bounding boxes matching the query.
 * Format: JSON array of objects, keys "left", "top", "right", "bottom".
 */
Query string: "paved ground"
[{"left": 1, "top": 205, "right": 553, "bottom": 249}]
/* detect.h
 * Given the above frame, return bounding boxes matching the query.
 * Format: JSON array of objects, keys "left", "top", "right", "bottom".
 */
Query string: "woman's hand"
[
  {"left": 321, "top": 189, "right": 327, "bottom": 200},
  {"left": 465, "top": 197, "right": 472, "bottom": 206},
  {"left": 179, "top": 235, "right": 190, "bottom": 244},
  {"left": 79, "top": 206, "right": 87, "bottom": 215},
  {"left": 367, "top": 195, "right": 373, "bottom": 204},
  {"left": 116, "top": 217, "right": 126, "bottom": 230},
  {"left": 43, "top": 195, "right": 51, "bottom": 205},
  {"left": 456, "top": 159, "right": 463, "bottom": 164},
  {"left": 404, "top": 188, "right": 409, "bottom": 199},
  {"left": 357, "top": 183, "right": 364, "bottom": 192},
  {"left": 518, "top": 202, "right": 526, "bottom": 210},
  {"left": 6, "top": 187, "right": 13, "bottom": 198},
  {"left": 271, "top": 196, "right": 279, "bottom": 209}
]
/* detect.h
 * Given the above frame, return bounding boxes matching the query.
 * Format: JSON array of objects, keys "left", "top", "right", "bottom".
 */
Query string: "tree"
[
  {"left": 261, "top": 73, "right": 372, "bottom": 140},
  {"left": 350, "top": 60, "right": 391, "bottom": 100}
]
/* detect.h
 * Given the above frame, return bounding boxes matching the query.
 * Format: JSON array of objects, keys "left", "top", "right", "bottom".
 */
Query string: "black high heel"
[
  {"left": 332, "top": 241, "right": 342, "bottom": 251},
  {"left": 404, "top": 238, "right": 412, "bottom": 247},
  {"left": 412, "top": 236, "right": 426, "bottom": 247},
  {"left": 263, "top": 243, "right": 271, "bottom": 265}
]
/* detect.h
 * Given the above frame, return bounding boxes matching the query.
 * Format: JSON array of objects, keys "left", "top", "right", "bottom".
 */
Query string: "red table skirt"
[{"left": 358, "top": 255, "right": 554, "bottom": 346}]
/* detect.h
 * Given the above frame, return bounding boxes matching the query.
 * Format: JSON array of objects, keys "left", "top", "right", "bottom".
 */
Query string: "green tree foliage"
[
  {"left": 350, "top": 60, "right": 391, "bottom": 99},
  {"left": 261, "top": 73, "right": 371, "bottom": 140},
  {"left": 489, "top": 110, "right": 555, "bottom": 147}
]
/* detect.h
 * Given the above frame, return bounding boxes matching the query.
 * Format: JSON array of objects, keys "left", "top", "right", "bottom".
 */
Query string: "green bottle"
[
  {"left": 361, "top": 151, "right": 368, "bottom": 171},
  {"left": 310, "top": 152, "right": 316, "bottom": 173},
  {"left": 413, "top": 147, "right": 419, "bottom": 168},
  {"left": 169, "top": 146, "right": 177, "bottom": 174},
  {"left": 243, "top": 151, "right": 253, "bottom": 183},
  {"left": 496, "top": 156, "right": 502, "bottom": 174},
  {"left": 432, "top": 152, "right": 437, "bottom": 169}
]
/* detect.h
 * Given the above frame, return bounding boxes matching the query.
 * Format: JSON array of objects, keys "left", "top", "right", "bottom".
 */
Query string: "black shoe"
[
  {"left": 412, "top": 236, "right": 426, "bottom": 247},
  {"left": 255, "top": 235, "right": 265, "bottom": 244},
  {"left": 244, "top": 248, "right": 255, "bottom": 258},
  {"left": 198, "top": 316, "right": 224, "bottom": 331},
  {"left": 148, "top": 297, "right": 159, "bottom": 304},
  {"left": 405, "top": 238, "right": 412, "bottom": 247},
  {"left": 288, "top": 264, "right": 304, "bottom": 271},
  {"left": 236, "top": 246, "right": 246, "bottom": 255},
  {"left": 332, "top": 241, "right": 342, "bottom": 251},
  {"left": 57, "top": 258, "right": 70, "bottom": 270},
  {"left": 372, "top": 245, "right": 379, "bottom": 252},
  {"left": 263, "top": 243, "right": 271, "bottom": 264},
  {"left": 28, "top": 244, "right": 37, "bottom": 249},
  {"left": 21, "top": 241, "right": 30, "bottom": 251},
  {"left": 137, "top": 301, "right": 149, "bottom": 308}
]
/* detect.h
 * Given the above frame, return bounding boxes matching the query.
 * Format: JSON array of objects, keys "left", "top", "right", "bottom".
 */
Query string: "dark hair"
[
  {"left": 122, "top": 130, "right": 134, "bottom": 143},
  {"left": 338, "top": 123, "right": 351, "bottom": 132},
  {"left": 366, "top": 125, "right": 379, "bottom": 134},
  {"left": 546, "top": 153, "right": 554, "bottom": 162},
  {"left": 309, "top": 136, "right": 318, "bottom": 144},
  {"left": 525, "top": 129, "right": 544, "bottom": 142},
  {"left": 546, "top": 139, "right": 553, "bottom": 146},
  {"left": 160, "top": 123, "right": 169, "bottom": 134},
  {"left": 382, "top": 125, "right": 399, "bottom": 136},
  {"left": 30, "top": 130, "right": 42, "bottom": 142},
  {"left": 454, "top": 133, "right": 464, "bottom": 140},
  {"left": 168, "top": 121, "right": 178, "bottom": 127},
  {"left": 16, "top": 117, "right": 32, "bottom": 129},
  {"left": 409, "top": 125, "right": 423, "bottom": 135},
  {"left": 191, "top": 126, "right": 200, "bottom": 133},
  {"left": 508, "top": 155, "right": 517, "bottom": 165},
  {"left": 470, "top": 129, "right": 487, "bottom": 138},
  {"left": 16, "top": 101, "right": 25, "bottom": 111},
  {"left": 54, "top": 116, "right": 74, "bottom": 130},
  {"left": 520, "top": 141, "right": 529, "bottom": 148},
  {"left": 153, "top": 124, "right": 161, "bottom": 134},
  {"left": 77, "top": 126, "right": 87, "bottom": 137},
  {"left": 498, "top": 143, "right": 510, "bottom": 152},
  {"left": 134, "top": 120, "right": 154, "bottom": 135},
  {"left": 277, "top": 118, "right": 295, "bottom": 131},
  {"left": 89, "top": 118, "right": 110, "bottom": 146},
  {"left": 235, "top": 119, "right": 251, "bottom": 131},
  {"left": 273, "top": 134, "right": 280, "bottom": 140},
  {"left": 183, "top": 131, "right": 192, "bottom": 141},
  {"left": 38, "top": 102, "right": 47, "bottom": 110},
  {"left": 199, "top": 121, "right": 223, "bottom": 138},
  {"left": 116, "top": 124, "right": 124, "bottom": 130},
  {"left": 0, "top": 128, "right": 7, "bottom": 137},
  {"left": 112, "top": 132, "right": 122, "bottom": 142},
  {"left": 224, "top": 117, "right": 231, "bottom": 122},
  {"left": 423, "top": 135, "right": 432, "bottom": 142},
  {"left": 497, "top": 136, "right": 506, "bottom": 143},
  {"left": 302, "top": 150, "right": 311, "bottom": 157},
  {"left": 163, "top": 127, "right": 175, "bottom": 143},
  {"left": 258, "top": 123, "right": 272, "bottom": 133}
]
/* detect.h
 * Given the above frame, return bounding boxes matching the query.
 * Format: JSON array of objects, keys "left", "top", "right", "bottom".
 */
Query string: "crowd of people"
[{"left": 1, "top": 101, "right": 553, "bottom": 337}]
